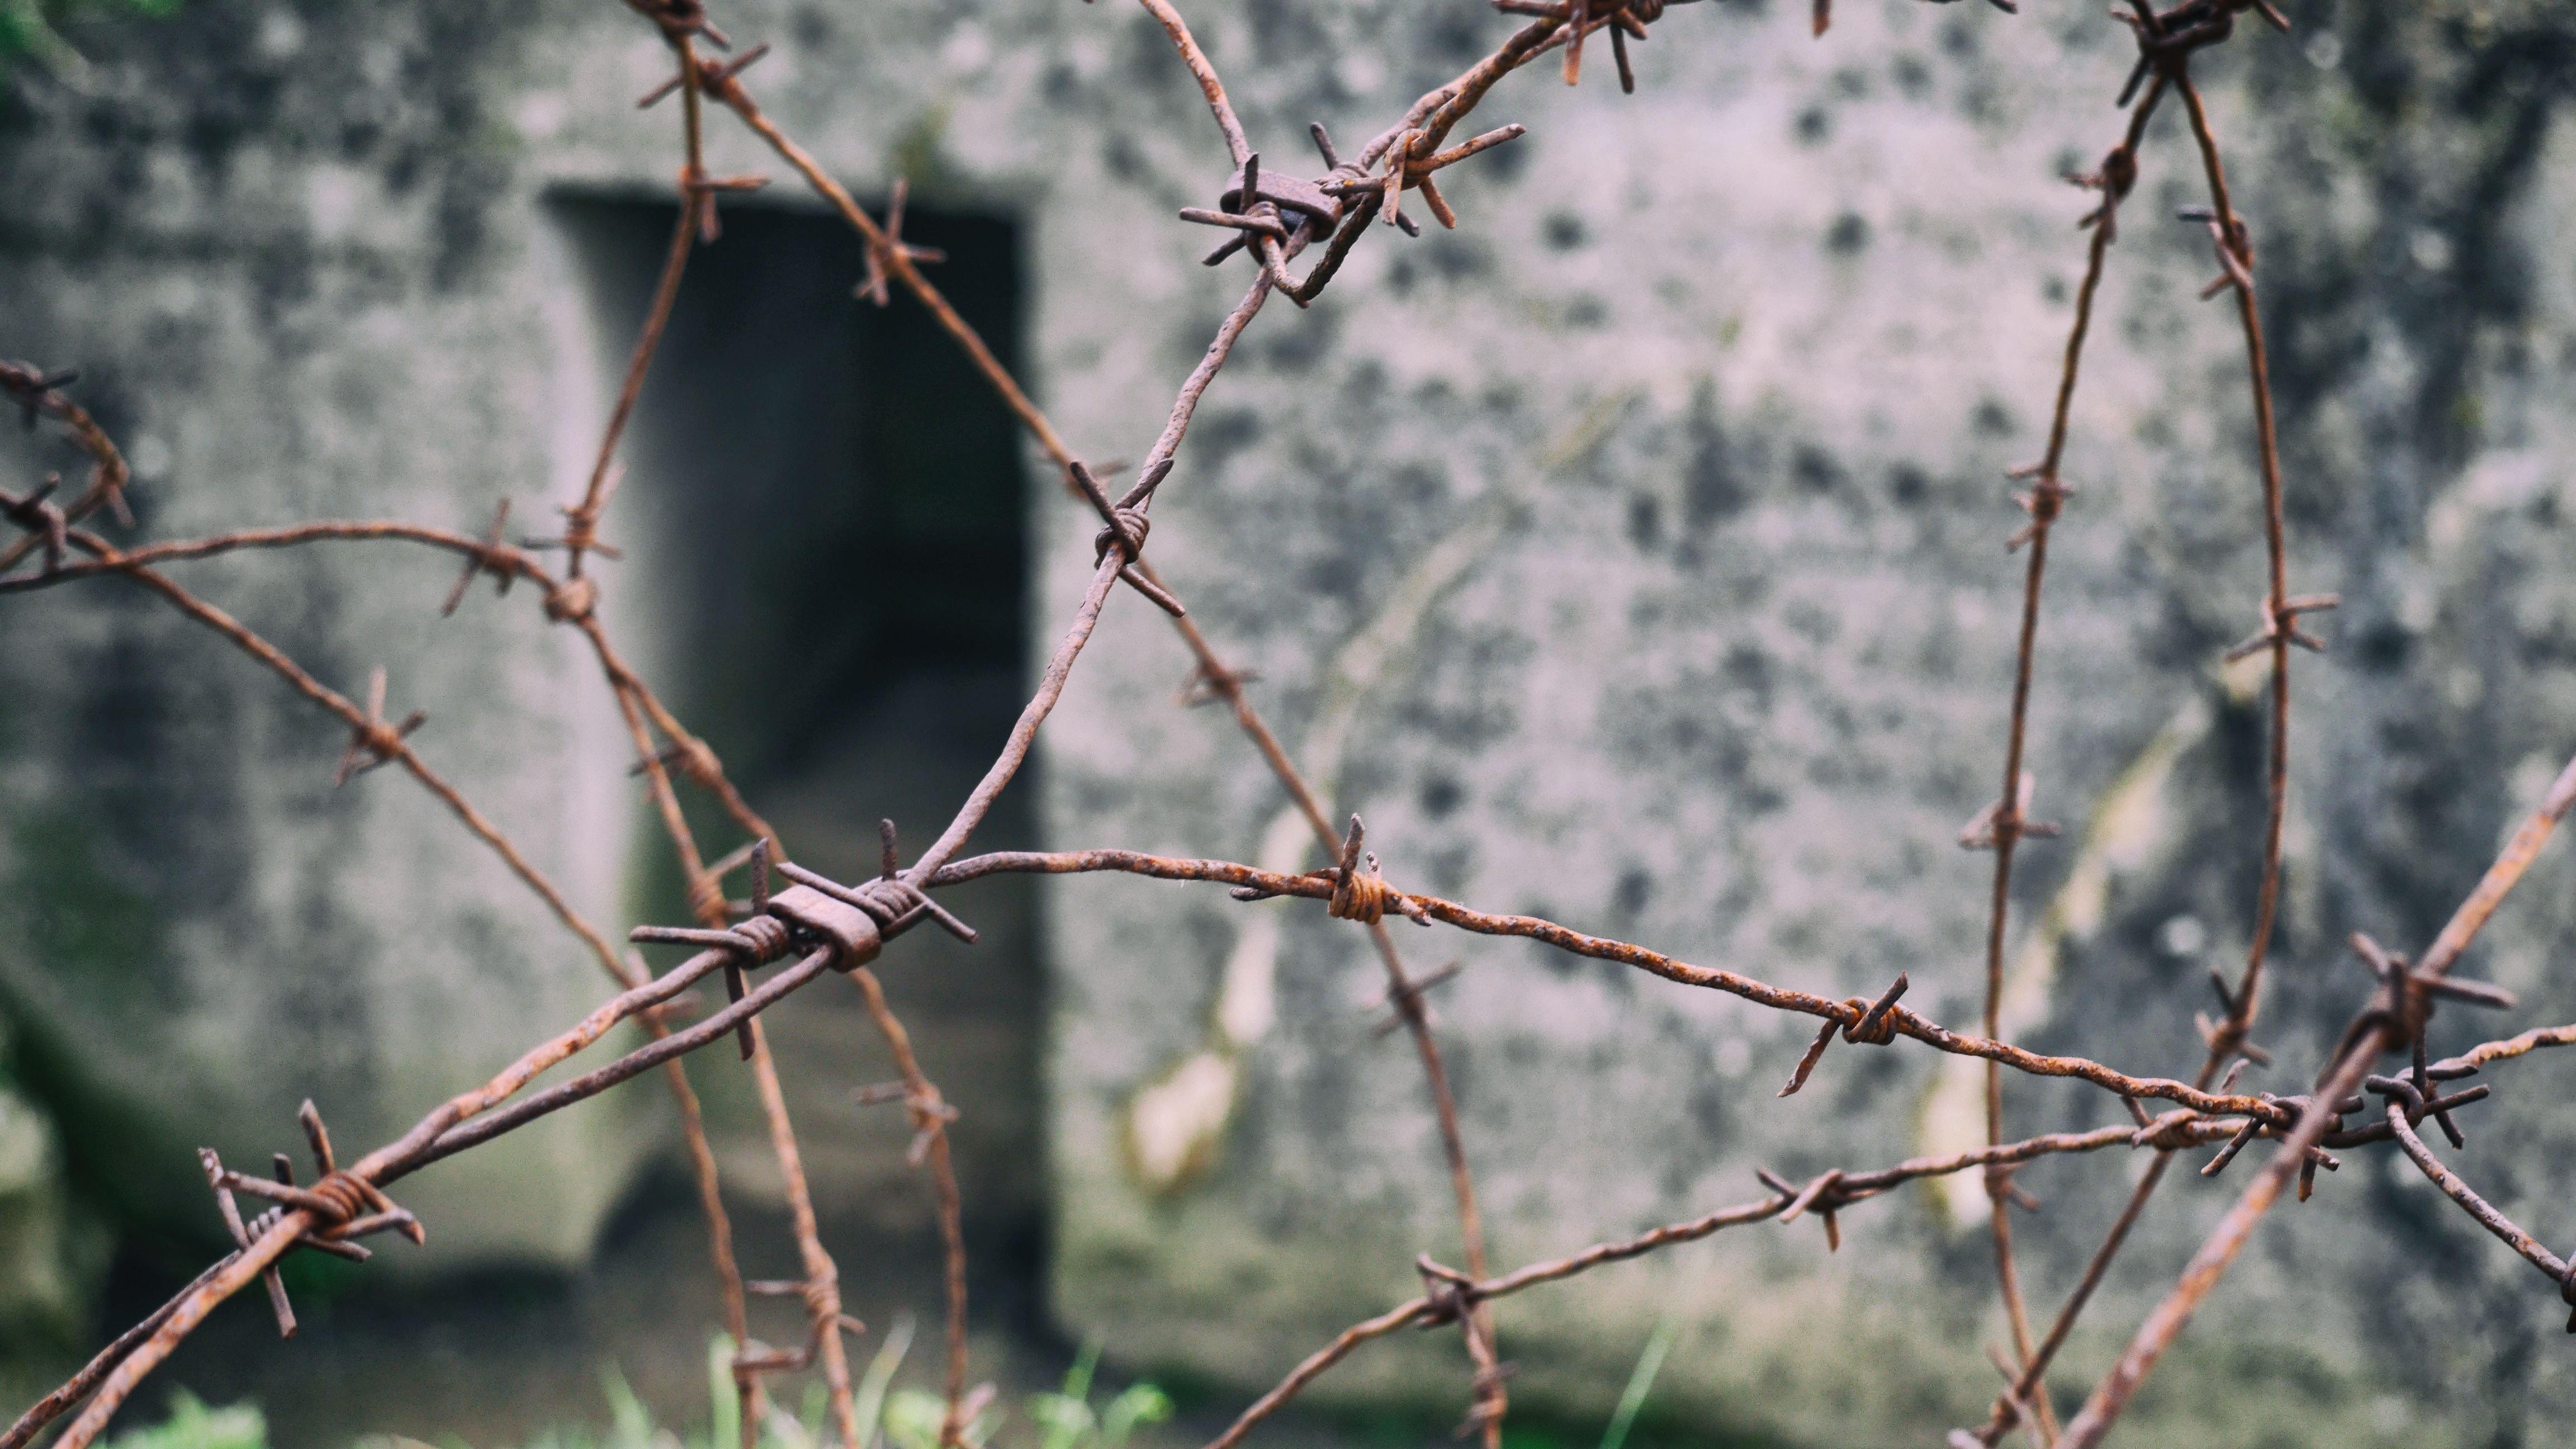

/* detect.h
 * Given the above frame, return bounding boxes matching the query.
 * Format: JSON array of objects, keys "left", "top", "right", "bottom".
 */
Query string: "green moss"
[
  {"left": 891, "top": 103, "right": 962, "bottom": 200},
  {"left": 4, "top": 807, "right": 169, "bottom": 995}
]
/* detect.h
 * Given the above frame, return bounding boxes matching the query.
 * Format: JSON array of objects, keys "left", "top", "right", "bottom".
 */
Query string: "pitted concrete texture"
[
  {"left": 1027, "top": 3, "right": 2576, "bottom": 1446},
  {"left": 2, "top": 0, "right": 2574, "bottom": 1443},
  {"left": 0, "top": 0, "right": 665, "bottom": 1272}
]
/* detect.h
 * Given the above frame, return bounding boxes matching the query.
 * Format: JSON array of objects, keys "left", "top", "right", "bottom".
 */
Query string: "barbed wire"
[{"left": 6, "top": 1, "right": 2574, "bottom": 1447}]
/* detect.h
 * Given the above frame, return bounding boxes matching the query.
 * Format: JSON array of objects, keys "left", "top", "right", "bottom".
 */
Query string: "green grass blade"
[{"left": 1597, "top": 1319, "right": 1679, "bottom": 1449}]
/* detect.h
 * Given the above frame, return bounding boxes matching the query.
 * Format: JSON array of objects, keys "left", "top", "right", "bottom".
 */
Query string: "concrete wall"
[
  {"left": 1027, "top": 3, "right": 2576, "bottom": 1446},
  {"left": 3, "top": 1, "right": 2575, "bottom": 1445},
  {"left": 0, "top": 0, "right": 1061, "bottom": 1285},
  {"left": 0, "top": 0, "right": 664, "bottom": 1274}
]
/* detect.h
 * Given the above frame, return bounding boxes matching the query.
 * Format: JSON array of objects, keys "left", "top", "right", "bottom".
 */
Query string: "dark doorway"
[
  {"left": 97, "top": 195, "right": 1054, "bottom": 1449},
  {"left": 529, "top": 192, "right": 1051, "bottom": 1423},
  {"left": 546, "top": 186, "right": 1044, "bottom": 1228},
  {"left": 551, "top": 193, "right": 1030, "bottom": 784}
]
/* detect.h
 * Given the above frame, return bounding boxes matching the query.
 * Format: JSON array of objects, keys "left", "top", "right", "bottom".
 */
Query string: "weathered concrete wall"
[
  {"left": 1027, "top": 2, "right": 2576, "bottom": 1446},
  {"left": 0, "top": 0, "right": 1068, "bottom": 1289},
  {"left": 4, "top": 0, "right": 2575, "bottom": 1444},
  {"left": 0, "top": 0, "right": 1080, "bottom": 1310},
  {"left": 0, "top": 0, "right": 670, "bottom": 1273}
]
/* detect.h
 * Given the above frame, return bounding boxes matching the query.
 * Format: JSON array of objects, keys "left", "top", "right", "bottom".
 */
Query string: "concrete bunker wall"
[{"left": 4, "top": 2, "right": 2576, "bottom": 1446}]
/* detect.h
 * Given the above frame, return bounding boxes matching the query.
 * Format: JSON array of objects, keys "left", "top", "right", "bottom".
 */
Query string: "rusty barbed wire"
[
  {"left": 13, "top": 844, "right": 936, "bottom": 1448},
  {"left": 0, "top": 449, "right": 809, "bottom": 1448},
  {"left": 0, "top": 424, "right": 928, "bottom": 1449},
  {"left": 1951, "top": 71, "right": 2143, "bottom": 1430},
  {"left": 3, "top": 10, "right": 863, "bottom": 1440},
  {"left": 1947, "top": 25, "right": 2176, "bottom": 1446},
  {"left": 11, "top": 1, "right": 2576, "bottom": 1447},
  {"left": 2053, "top": 750, "right": 2576, "bottom": 1447},
  {"left": 1955, "top": 9, "right": 2340, "bottom": 1442},
  {"left": 0, "top": 362, "right": 131, "bottom": 563}
]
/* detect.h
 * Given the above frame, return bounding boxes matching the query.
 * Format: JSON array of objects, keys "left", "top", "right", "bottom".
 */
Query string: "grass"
[
  {"left": 95, "top": 1320, "right": 1696, "bottom": 1449},
  {"left": 103, "top": 1325, "right": 1175, "bottom": 1449},
  {"left": 1595, "top": 1319, "right": 1676, "bottom": 1449}
]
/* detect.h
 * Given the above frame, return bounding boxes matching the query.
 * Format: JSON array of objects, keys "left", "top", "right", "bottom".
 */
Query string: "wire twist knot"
[
  {"left": 620, "top": 0, "right": 724, "bottom": 46},
  {"left": 903, "top": 1086, "right": 961, "bottom": 1167},
  {"left": 305, "top": 1171, "right": 374, "bottom": 1227},
  {"left": 544, "top": 575, "right": 598, "bottom": 623},
  {"left": 1413, "top": 1256, "right": 1484, "bottom": 1329},
  {"left": 1321, "top": 816, "right": 1429, "bottom": 927},
  {"left": 439, "top": 499, "right": 532, "bottom": 616},
  {"left": 193, "top": 1102, "right": 423, "bottom": 1339},
  {"left": 1093, "top": 506, "right": 1150, "bottom": 567},
  {"left": 1069, "top": 459, "right": 1187, "bottom": 617},
  {"left": 0, "top": 477, "right": 70, "bottom": 576},
  {"left": 1777, "top": 973, "right": 1909, "bottom": 1097},
  {"left": 333, "top": 667, "right": 426, "bottom": 787},
  {"left": 1756, "top": 1167, "right": 1861, "bottom": 1251},
  {"left": 730, "top": 913, "right": 795, "bottom": 962},
  {"left": 2115, "top": 0, "right": 2290, "bottom": 108},
  {"left": 0, "top": 361, "right": 80, "bottom": 428},
  {"left": 765, "top": 825, "right": 982, "bottom": 948},
  {"left": 2336, "top": 932, "right": 2516, "bottom": 1068}
]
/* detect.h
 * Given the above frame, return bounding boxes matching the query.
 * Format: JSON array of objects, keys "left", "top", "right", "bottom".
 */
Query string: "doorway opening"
[
  {"left": 89, "top": 192, "right": 1055, "bottom": 1449},
  {"left": 549, "top": 186, "right": 1050, "bottom": 1380},
  {"left": 551, "top": 191, "right": 1030, "bottom": 784}
]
